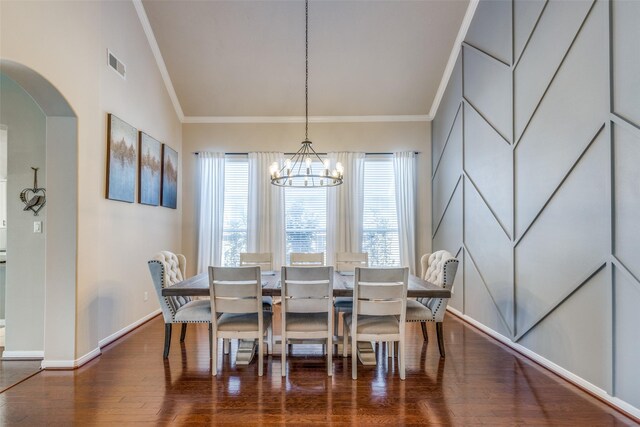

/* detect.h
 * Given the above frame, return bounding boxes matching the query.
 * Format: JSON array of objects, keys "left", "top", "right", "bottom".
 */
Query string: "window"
[
  {"left": 284, "top": 159, "right": 327, "bottom": 264},
  {"left": 222, "top": 156, "right": 248, "bottom": 266},
  {"left": 362, "top": 156, "right": 400, "bottom": 266}
]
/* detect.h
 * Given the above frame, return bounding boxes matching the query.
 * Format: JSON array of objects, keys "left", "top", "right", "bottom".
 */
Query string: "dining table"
[{"left": 163, "top": 269, "right": 451, "bottom": 365}]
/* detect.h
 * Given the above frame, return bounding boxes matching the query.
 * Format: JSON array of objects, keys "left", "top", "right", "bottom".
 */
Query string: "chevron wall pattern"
[{"left": 431, "top": 0, "right": 640, "bottom": 414}]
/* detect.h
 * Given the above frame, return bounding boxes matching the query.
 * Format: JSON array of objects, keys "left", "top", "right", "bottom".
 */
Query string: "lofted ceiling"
[{"left": 141, "top": 0, "right": 470, "bottom": 118}]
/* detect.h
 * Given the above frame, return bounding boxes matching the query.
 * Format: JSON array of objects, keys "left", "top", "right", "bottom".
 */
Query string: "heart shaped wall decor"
[{"left": 20, "top": 167, "right": 47, "bottom": 216}]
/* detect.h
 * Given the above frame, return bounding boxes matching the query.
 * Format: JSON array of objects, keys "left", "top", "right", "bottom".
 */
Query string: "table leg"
[
  {"left": 357, "top": 342, "right": 377, "bottom": 365},
  {"left": 235, "top": 339, "right": 258, "bottom": 365}
]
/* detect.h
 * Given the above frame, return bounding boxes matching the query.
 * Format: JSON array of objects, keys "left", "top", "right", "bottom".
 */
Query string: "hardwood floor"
[
  {"left": 0, "top": 311, "right": 636, "bottom": 426},
  {"left": 0, "top": 349, "right": 41, "bottom": 393}
]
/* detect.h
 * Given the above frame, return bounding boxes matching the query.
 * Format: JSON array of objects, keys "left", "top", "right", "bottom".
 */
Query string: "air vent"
[{"left": 107, "top": 50, "right": 126, "bottom": 79}]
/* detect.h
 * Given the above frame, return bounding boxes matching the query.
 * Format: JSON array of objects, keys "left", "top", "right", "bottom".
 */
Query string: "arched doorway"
[{"left": 0, "top": 60, "right": 78, "bottom": 378}]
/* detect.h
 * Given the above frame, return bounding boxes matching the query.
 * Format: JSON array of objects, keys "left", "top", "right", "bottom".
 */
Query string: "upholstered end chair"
[
  {"left": 406, "top": 250, "right": 459, "bottom": 357},
  {"left": 148, "top": 251, "right": 211, "bottom": 358}
]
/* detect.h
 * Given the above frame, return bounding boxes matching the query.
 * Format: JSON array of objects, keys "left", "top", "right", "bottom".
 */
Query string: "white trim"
[
  {"left": 183, "top": 115, "right": 431, "bottom": 124},
  {"left": 1, "top": 350, "right": 44, "bottom": 360},
  {"left": 98, "top": 309, "right": 161, "bottom": 348},
  {"left": 133, "top": 0, "right": 185, "bottom": 122},
  {"left": 428, "top": 0, "right": 479, "bottom": 119},
  {"left": 447, "top": 307, "right": 640, "bottom": 421},
  {"left": 41, "top": 347, "right": 101, "bottom": 369}
]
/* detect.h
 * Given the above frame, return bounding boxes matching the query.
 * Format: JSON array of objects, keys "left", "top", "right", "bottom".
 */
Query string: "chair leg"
[
  {"left": 163, "top": 324, "right": 172, "bottom": 358},
  {"left": 258, "top": 332, "right": 264, "bottom": 377},
  {"left": 208, "top": 324, "right": 213, "bottom": 360},
  {"left": 399, "top": 338, "right": 405, "bottom": 380},
  {"left": 281, "top": 334, "right": 287, "bottom": 377},
  {"left": 212, "top": 335, "right": 218, "bottom": 376},
  {"left": 342, "top": 322, "right": 348, "bottom": 358},
  {"left": 327, "top": 335, "right": 333, "bottom": 377},
  {"left": 180, "top": 323, "right": 187, "bottom": 342},
  {"left": 421, "top": 322, "right": 428, "bottom": 342},
  {"left": 351, "top": 334, "right": 358, "bottom": 380},
  {"left": 436, "top": 322, "right": 445, "bottom": 358}
]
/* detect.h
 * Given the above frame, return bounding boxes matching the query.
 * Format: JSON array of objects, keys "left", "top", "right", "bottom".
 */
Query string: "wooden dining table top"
[{"left": 162, "top": 270, "right": 451, "bottom": 298}]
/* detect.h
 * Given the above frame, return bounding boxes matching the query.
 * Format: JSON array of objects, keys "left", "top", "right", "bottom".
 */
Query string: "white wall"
[
  {"left": 0, "top": 0, "right": 182, "bottom": 361},
  {"left": 182, "top": 121, "right": 431, "bottom": 277},
  {"left": 0, "top": 73, "right": 47, "bottom": 354}
]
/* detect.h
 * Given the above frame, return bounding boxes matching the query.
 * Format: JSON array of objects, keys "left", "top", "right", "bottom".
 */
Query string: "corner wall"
[{"left": 431, "top": 0, "right": 640, "bottom": 416}]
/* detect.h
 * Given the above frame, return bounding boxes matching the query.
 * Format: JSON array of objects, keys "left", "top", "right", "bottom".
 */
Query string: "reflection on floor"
[{"left": 0, "top": 313, "right": 635, "bottom": 425}]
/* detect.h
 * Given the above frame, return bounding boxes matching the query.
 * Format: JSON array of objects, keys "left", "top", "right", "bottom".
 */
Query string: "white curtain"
[
  {"left": 326, "top": 152, "right": 365, "bottom": 266},
  {"left": 197, "top": 152, "right": 225, "bottom": 273},
  {"left": 394, "top": 152, "right": 417, "bottom": 274},
  {"left": 247, "top": 152, "right": 285, "bottom": 269}
]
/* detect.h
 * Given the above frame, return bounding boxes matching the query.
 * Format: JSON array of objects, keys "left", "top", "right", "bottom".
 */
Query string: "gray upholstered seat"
[
  {"left": 344, "top": 314, "right": 399, "bottom": 335},
  {"left": 217, "top": 312, "right": 273, "bottom": 332},
  {"left": 334, "top": 296, "right": 353, "bottom": 308},
  {"left": 407, "top": 250, "right": 459, "bottom": 358},
  {"left": 148, "top": 251, "right": 212, "bottom": 358},
  {"left": 285, "top": 312, "right": 328, "bottom": 332}
]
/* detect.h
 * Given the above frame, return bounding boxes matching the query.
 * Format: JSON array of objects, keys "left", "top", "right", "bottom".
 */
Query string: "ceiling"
[{"left": 141, "top": 0, "right": 469, "bottom": 118}]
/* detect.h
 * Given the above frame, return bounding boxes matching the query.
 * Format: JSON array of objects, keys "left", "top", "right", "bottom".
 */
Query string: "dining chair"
[
  {"left": 290, "top": 252, "right": 324, "bottom": 266},
  {"left": 406, "top": 251, "right": 459, "bottom": 357},
  {"left": 240, "top": 252, "right": 274, "bottom": 312},
  {"left": 209, "top": 266, "right": 272, "bottom": 376},
  {"left": 343, "top": 267, "right": 408, "bottom": 380},
  {"left": 148, "top": 251, "right": 212, "bottom": 358},
  {"left": 333, "top": 252, "right": 368, "bottom": 338},
  {"left": 281, "top": 266, "right": 334, "bottom": 377}
]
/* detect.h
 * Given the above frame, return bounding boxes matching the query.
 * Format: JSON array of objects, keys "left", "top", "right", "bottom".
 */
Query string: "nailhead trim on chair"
[
  {"left": 149, "top": 259, "right": 209, "bottom": 324},
  {"left": 406, "top": 258, "right": 458, "bottom": 324}
]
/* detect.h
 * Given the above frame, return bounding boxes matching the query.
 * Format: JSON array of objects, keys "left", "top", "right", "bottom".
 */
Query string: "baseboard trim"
[
  {"left": 41, "top": 347, "right": 101, "bottom": 370},
  {"left": 98, "top": 309, "right": 161, "bottom": 349},
  {"left": 446, "top": 307, "right": 640, "bottom": 423},
  {"left": 41, "top": 310, "right": 162, "bottom": 370},
  {"left": 1, "top": 350, "right": 44, "bottom": 360}
]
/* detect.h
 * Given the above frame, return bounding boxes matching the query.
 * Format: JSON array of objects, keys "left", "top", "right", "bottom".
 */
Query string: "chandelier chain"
[{"left": 305, "top": 0, "right": 309, "bottom": 141}]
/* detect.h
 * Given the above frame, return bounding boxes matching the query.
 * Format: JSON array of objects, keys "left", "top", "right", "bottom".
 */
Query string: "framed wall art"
[
  {"left": 138, "top": 132, "right": 162, "bottom": 206},
  {"left": 106, "top": 114, "right": 137, "bottom": 203},
  {"left": 161, "top": 144, "right": 178, "bottom": 209}
]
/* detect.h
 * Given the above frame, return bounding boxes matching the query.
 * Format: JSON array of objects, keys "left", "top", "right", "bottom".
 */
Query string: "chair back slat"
[
  {"left": 212, "top": 266, "right": 261, "bottom": 282},
  {"left": 290, "top": 252, "right": 324, "bottom": 266},
  {"left": 358, "top": 283, "right": 405, "bottom": 300},
  {"left": 358, "top": 299, "right": 403, "bottom": 316},
  {"left": 357, "top": 267, "right": 407, "bottom": 283},
  {"left": 285, "top": 281, "right": 331, "bottom": 298},
  {"left": 284, "top": 266, "right": 332, "bottom": 282},
  {"left": 214, "top": 297, "right": 259, "bottom": 314},
  {"left": 286, "top": 298, "right": 330, "bottom": 313},
  {"left": 240, "top": 253, "right": 273, "bottom": 270},
  {"left": 214, "top": 283, "right": 258, "bottom": 298},
  {"left": 336, "top": 252, "right": 368, "bottom": 273}
]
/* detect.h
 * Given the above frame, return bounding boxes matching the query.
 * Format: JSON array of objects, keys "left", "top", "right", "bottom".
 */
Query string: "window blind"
[
  {"left": 284, "top": 159, "right": 327, "bottom": 265},
  {"left": 222, "top": 157, "right": 248, "bottom": 266},
  {"left": 362, "top": 156, "right": 400, "bottom": 267}
]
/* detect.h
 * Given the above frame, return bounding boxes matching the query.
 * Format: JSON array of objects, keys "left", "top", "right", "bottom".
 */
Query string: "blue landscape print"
[
  {"left": 161, "top": 145, "right": 178, "bottom": 209},
  {"left": 139, "top": 132, "right": 162, "bottom": 206},
  {"left": 107, "top": 115, "right": 137, "bottom": 202}
]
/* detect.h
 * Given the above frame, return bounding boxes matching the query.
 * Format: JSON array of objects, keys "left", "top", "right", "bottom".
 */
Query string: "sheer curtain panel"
[
  {"left": 248, "top": 152, "right": 285, "bottom": 269},
  {"left": 394, "top": 152, "right": 417, "bottom": 274},
  {"left": 197, "top": 152, "right": 225, "bottom": 273},
  {"left": 326, "top": 152, "right": 365, "bottom": 266}
]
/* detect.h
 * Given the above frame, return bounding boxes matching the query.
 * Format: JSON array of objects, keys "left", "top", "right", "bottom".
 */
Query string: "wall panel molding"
[{"left": 432, "top": 0, "right": 639, "bottom": 417}]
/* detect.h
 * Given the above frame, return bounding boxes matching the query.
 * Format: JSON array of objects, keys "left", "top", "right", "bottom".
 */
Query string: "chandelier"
[{"left": 270, "top": 0, "right": 344, "bottom": 187}]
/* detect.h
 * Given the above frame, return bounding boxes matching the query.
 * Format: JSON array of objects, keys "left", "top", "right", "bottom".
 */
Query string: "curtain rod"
[{"left": 193, "top": 151, "right": 420, "bottom": 155}]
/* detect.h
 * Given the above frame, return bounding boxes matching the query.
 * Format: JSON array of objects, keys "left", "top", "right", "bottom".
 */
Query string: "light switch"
[{"left": 33, "top": 221, "right": 42, "bottom": 233}]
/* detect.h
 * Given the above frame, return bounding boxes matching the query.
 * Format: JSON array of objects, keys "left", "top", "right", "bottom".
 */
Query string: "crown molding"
[
  {"left": 428, "top": 0, "right": 479, "bottom": 119},
  {"left": 133, "top": 0, "right": 185, "bottom": 122},
  {"left": 183, "top": 115, "right": 431, "bottom": 124}
]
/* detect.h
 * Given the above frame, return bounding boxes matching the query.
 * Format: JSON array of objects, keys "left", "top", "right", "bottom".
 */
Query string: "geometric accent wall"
[{"left": 432, "top": 0, "right": 640, "bottom": 411}]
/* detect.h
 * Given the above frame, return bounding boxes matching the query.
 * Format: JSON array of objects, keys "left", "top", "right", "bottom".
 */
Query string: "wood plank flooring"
[
  {"left": 0, "top": 311, "right": 636, "bottom": 426},
  {"left": 0, "top": 350, "right": 41, "bottom": 393}
]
